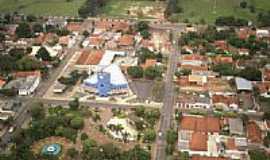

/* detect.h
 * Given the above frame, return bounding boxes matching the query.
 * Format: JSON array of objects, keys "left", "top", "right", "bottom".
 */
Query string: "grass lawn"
[
  {"left": 101, "top": 0, "right": 164, "bottom": 18},
  {"left": 0, "top": 0, "right": 86, "bottom": 16},
  {"left": 173, "top": 0, "right": 270, "bottom": 23}
]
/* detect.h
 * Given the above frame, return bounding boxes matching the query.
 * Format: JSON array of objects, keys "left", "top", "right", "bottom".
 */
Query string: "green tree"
[
  {"left": 33, "top": 23, "right": 43, "bottom": 33},
  {"left": 69, "top": 98, "right": 80, "bottom": 110},
  {"left": 166, "top": 129, "right": 178, "bottom": 145},
  {"left": 36, "top": 47, "right": 52, "bottom": 61},
  {"left": 143, "top": 129, "right": 156, "bottom": 143},
  {"left": 135, "top": 105, "right": 145, "bottom": 117},
  {"left": 144, "top": 66, "right": 163, "bottom": 79},
  {"left": 240, "top": 1, "right": 247, "bottom": 8},
  {"left": 122, "top": 145, "right": 151, "bottom": 160},
  {"left": 135, "top": 21, "right": 149, "bottom": 32},
  {"left": 15, "top": 23, "right": 32, "bottom": 38},
  {"left": 29, "top": 102, "right": 45, "bottom": 120},
  {"left": 67, "top": 148, "right": 78, "bottom": 159},
  {"left": 249, "top": 150, "right": 269, "bottom": 160},
  {"left": 127, "top": 66, "right": 144, "bottom": 78},
  {"left": 81, "top": 132, "right": 89, "bottom": 141},
  {"left": 70, "top": 117, "right": 84, "bottom": 129}
]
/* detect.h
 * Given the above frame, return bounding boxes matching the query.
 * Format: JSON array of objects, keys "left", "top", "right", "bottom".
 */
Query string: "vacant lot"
[
  {"left": 101, "top": 0, "right": 165, "bottom": 19},
  {"left": 0, "top": 0, "right": 86, "bottom": 16},
  {"left": 173, "top": 0, "right": 270, "bottom": 23}
]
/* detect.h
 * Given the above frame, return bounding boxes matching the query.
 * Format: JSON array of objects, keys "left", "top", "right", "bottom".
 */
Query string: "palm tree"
[
  {"left": 114, "top": 124, "right": 123, "bottom": 134},
  {"left": 122, "top": 131, "right": 130, "bottom": 143}
]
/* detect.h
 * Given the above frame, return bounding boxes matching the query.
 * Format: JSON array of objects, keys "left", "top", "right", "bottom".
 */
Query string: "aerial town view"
[{"left": 0, "top": 0, "right": 270, "bottom": 160}]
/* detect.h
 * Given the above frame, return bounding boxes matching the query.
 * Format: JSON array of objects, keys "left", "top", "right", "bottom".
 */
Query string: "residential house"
[
  {"left": 82, "top": 36, "right": 104, "bottom": 49},
  {"left": 212, "top": 95, "right": 239, "bottom": 111},
  {"left": 213, "top": 55, "right": 233, "bottom": 64},
  {"left": 235, "top": 77, "right": 253, "bottom": 92},
  {"left": 255, "top": 82, "right": 270, "bottom": 98},
  {"left": 0, "top": 79, "right": 6, "bottom": 89},
  {"left": 12, "top": 71, "right": 41, "bottom": 96},
  {"left": 178, "top": 115, "right": 221, "bottom": 157},
  {"left": 176, "top": 93, "right": 211, "bottom": 110},
  {"left": 256, "top": 29, "right": 270, "bottom": 38},
  {"left": 66, "top": 22, "right": 81, "bottom": 35},
  {"left": 118, "top": 34, "right": 134, "bottom": 50},
  {"left": 228, "top": 118, "right": 244, "bottom": 136},
  {"left": 59, "top": 35, "right": 76, "bottom": 48},
  {"left": 247, "top": 121, "right": 263, "bottom": 144},
  {"left": 75, "top": 50, "right": 104, "bottom": 70},
  {"left": 191, "top": 156, "right": 228, "bottom": 160},
  {"left": 262, "top": 64, "right": 270, "bottom": 82}
]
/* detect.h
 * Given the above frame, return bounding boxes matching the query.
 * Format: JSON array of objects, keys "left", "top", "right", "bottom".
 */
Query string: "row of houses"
[{"left": 178, "top": 114, "right": 270, "bottom": 160}]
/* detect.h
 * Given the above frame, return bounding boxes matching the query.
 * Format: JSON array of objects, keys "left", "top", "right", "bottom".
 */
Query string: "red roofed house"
[
  {"left": 13, "top": 71, "right": 41, "bottom": 96},
  {"left": 247, "top": 121, "right": 263, "bottom": 144},
  {"left": 214, "top": 40, "right": 229, "bottom": 51},
  {"left": 262, "top": 64, "right": 270, "bottom": 81},
  {"left": 178, "top": 115, "right": 221, "bottom": 157},
  {"left": 89, "top": 37, "right": 104, "bottom": 49},
  {"left": 118, "top": 34, "right": 134, "bottom": 49},
  {"left": 75, "top": 50, "right": 104, "bottom": 70},
  {"left": 190, "top": 132, "right": 208, "bottom": 151},
  {"left": 213, "top": 56, "right": 233, "bottom": 64},
  {"left": 0, "top": 79, "right": 6, "bottom": 89},
  {"left": 66, "top": 22, "right": 81, "bottom": 34},
  {"left": 256, "top": 82, "right": 270, "bottom": 98},
  {"left": 212, "top": 94, "right": 239, "bottom": 110}
]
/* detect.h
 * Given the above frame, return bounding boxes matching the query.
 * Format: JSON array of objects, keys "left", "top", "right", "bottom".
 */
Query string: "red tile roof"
[
  {"left": 214, "top": 40, "right": 228, "bottom": 51},
  {"left": 212, "top": 95, "right": 239, "bottom": 106},
  {"left": 89, "top": 36, "right": 104, "bottom": 46},
  {"left": 182, "top": 54, "right": 207, "bottom": 61},
  {"left": 256, "top": 82, "right": 270, "bottom": 94},
  {"left": 112, "top": 21, "right": 129, "bottom": 31},
  {"left": 118, "top": 35, "right": 134, "bottom": 46},
  {"left": 76, "top": 50, "right": 104, "bottom": 65},
  {"left": 247, "top": 121, "right": 262, "bottom": 143},
  {"left": 226, "top": 138, "right": 237, "bottom": 150},
  {"left": 0, "top": 79, "right": 6, "bottom": 87},
  {"left": 14, "top": 71, "right": 41, "bottom": 78},
  {"left": 59, "top": 36, "right": 69, "bottom": 45},
  {"left": 180, "top": 115, "right": 221, "bottom": 133},
  {"left": 66, "top": 22, "right": 81, "bottom": 32},
  {"left": 95, "top": 21, "right": 113, "bottom": 30},
  {"left": 190, "top": 132, "right": 208, "bottom": 151},
  {"left": 213, "top": 56, "right": 233, "bottom": 64}
]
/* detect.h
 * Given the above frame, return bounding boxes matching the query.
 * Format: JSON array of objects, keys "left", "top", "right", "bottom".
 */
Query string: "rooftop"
[
  {"left": 76, "top": 50, "right": 104, "bottom": 65},
  {"left": 190, "top": 132, "right": 208, "bottom": 151},
  {"left": 235, "top": 77, "right": 253, "bottom": 91},
  {"left": 247, "top": 121, "right": 262, "bottom": 143},
  {"left": 192, "top": 156, "right": 228, "bottom": 160},
  {"left": 180, "top": 115, "right": 221, "bottom": 133}
]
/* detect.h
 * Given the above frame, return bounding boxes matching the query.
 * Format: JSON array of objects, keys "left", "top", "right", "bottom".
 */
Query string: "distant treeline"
[{"left": 78, "top": 0, "right": 106, "bottom": 18}]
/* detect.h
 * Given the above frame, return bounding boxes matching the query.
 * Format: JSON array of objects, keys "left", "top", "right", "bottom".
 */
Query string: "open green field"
[
  {"left": 101, "top": 0, "right": 165, "bottom": 18},
  {"left": 0, "top": 0, "right": 86, "bottom": 16},
  {"left": 173, "top": 0, "right": 270, "bottom": 23}
]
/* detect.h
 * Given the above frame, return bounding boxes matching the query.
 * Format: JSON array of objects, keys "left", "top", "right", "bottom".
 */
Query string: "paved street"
[{"left": 154, "top": 30, "right": 180, "bottom": 160}]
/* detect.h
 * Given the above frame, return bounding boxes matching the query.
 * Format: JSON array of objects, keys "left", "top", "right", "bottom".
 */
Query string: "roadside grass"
[
  {"left": 172, "top": 0, "right": 270, "bottom": 24},
  {"left": 0, "top": 0, "right": 86, "bottom": 16}
]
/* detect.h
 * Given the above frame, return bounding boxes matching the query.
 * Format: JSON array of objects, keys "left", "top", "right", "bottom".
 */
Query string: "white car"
[{"left": 8, "top": 126, "right": 15, "bottom": 133}]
